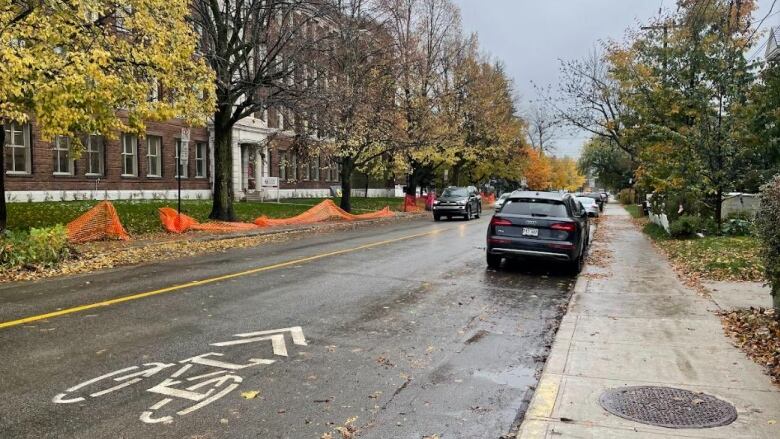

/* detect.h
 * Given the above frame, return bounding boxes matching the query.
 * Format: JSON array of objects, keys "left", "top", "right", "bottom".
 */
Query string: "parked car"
[
  {"left": 432, "top": 186, "right": 482, "bottom": 221},
  {"left": 583, "top": 192, "right": 605, "bottom": 212},
  {"left": 495, "top": 192, "right": 512, "bottom": 211},
  {"left": 576, "top": 196, "right": 600, "bottom": 217},
  {"left": 486, "top": 191, "right": 589, "bottom": 273},
  {"left": 600, "top": 192, "right": 609, "bottom": 204}
]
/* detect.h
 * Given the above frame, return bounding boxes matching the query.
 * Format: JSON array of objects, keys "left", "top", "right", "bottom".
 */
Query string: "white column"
[
  {"left": 241, "top": 144, "right": 249, "bottom": 191},
  {"left": 254, "top": 146, "right": 262, "bottom": 186}
]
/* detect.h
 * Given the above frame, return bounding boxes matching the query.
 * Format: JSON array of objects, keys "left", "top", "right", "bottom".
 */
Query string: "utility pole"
[{"left": 641, "top": 21, "right": 678, "bottom": 82}]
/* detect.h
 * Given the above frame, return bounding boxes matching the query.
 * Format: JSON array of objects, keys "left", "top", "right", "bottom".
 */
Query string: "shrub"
[
  {"left": 669, "top": 215, "right": 703, "bottom": 239},
  {"left": 755, "top": 175, "right": 780, "bottom": 311},
  {"left": 722, "top": 218, "right": 753, "bottom": 236},
  {"left": 0, "top": 225, "right": 71, "bottom": 269},
  {"left": 617, "top": 189, "right": 635, "bottom": 205}
]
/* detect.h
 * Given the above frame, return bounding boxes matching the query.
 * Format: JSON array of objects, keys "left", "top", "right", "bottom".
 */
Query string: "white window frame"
[
  {"left": 175, "top": 139, "right": 188, "bottom": 178},
  {"left": 121, "top": 133, "right": 138, "bottom": 177},
  {"left": 195, "top": 142, "right": 207, "bottom": 178},
  {"left": 4, "top": 122, "right": 31, "bottom": 175},
  {"left": 52, "top": 136, "right": 74, "bottom": 175},
  {"left": 84, "top": 135, "right": 104, "bottom": 176},
  {"left": 279, "top": 151, "right": 287, "bottom": 180},
  {"left": 146, "top": 135, "right": 162, "bottom": 177}
]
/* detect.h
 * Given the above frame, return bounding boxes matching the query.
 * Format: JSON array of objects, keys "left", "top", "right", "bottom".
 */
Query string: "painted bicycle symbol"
[{"left": 52, "top": 327, "right": 307, "bottom": 424}]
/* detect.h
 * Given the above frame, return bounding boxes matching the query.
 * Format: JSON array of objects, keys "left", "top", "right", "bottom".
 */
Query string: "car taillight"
[
  {"left": 551, "top": 222, "right": 576, "bottom": 232},
  {"left": 490, "top": 217, "right": 512, "bottom": 226}
]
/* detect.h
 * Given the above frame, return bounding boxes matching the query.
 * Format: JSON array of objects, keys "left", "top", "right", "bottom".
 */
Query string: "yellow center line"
[{"left": 0, "top": 227, "right": 451, "bottom": 330}]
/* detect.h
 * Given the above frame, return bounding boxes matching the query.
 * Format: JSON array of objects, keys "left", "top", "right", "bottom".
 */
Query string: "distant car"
[
  {"left": 495, "top": 192, "right": 512, "bottom": 211},
  {"left": 432, "top": 186, "right": 482, "bottom": 221},
  {"left": 486, "top": 191, "right": 589, "bottom": 273},
  {"left": 576, "top": 196, "right": 600, "bottom": 217},
  {"left": 583, "top": 192, "right": 605, "bottom": 212}
]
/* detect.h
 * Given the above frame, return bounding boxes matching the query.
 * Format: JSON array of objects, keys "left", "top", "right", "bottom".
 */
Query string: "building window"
[
  {"left": 310, "top": 156, "right": 319, "bottom": 181},
  {"left": 121, "top": 133, "right": 138, "bottom": 176},
  {"left": 53, "top": 136, "right": 73, "bottom": 175},
  {"left": 4, "top": 122, "right": 31, "bottom": 174},
  {"left": 146, "top": 135, "right": 162, "bottom": 177},
  {"left": 279, "top": 152, "right": 287, "bottom": 180},
  {"left": 84, "top": 135, "right": 104, "bottom": 176},
  {"left": 290, "top": 152, "right": 298, "bottom": 180},
  {"left": 302, "top": 158, "right": 310, "bottom": 181},
  {"left": 195, "top": 142, "right": 207, "bottom": 178},
  {"left": 175, "top": 139, "right": 188, "bottom": 178}
]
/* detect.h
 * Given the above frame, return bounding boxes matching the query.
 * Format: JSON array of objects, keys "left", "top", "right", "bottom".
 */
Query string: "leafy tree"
[
  {"left": 192, "top": 0, "right": 327, "bottom": 220},
  {"left": 0, "top": 0, "right": 214, "bottom": 232},
  {"left": 549, "top": 156, "right": 586, "bottom": 192},
  {"left": 314, "top": 0, "right": 400, "bottom": 212},
  {"left": 578, "top": 137, "right": 633, "bottom": 191},
  {"left": 523, "top": 149, "right": 551, "bottom": 190},
  {"left": 608, "top": 0, "right": 759, "bottom": 229}
]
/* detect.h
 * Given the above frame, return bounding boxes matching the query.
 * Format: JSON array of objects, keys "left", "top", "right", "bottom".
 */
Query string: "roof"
[{"left": 507, "top": 190, "right": 568, "bottom": 201}]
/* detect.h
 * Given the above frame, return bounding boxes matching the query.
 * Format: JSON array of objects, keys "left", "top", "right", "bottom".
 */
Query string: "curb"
[{"left": 516, "top": 267, "right": 590, "bottom": 438}]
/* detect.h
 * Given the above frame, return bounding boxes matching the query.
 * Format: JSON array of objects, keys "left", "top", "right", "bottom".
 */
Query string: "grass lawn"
[
  {"left": 642, "top": 222, "right": 764, "bottom": 281},
  {"left": 7, "top": 197, "right": 403, "bottom": 235},
  {"left": 623, "top": 204, "right": 643, "bottom": 219}
]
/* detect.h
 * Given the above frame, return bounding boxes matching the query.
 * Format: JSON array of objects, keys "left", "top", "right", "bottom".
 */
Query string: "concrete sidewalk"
[{"left": 518, "top": 204, "right": 780, "bottom": 438}]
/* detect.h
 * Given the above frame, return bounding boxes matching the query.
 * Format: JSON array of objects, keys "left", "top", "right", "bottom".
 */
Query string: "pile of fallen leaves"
[
  {"left": 656, "top": 237, "right": 764, "bottom": 282},
  {"left": 718, "top": 308, "right": 780, "bottom": 384}
]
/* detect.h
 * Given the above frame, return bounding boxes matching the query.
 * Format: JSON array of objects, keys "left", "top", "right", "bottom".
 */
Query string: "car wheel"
[
  {"left": 465, "top": 206, "right": 472, "bottom": 221},
  {"left": 486, "top": 253, "right": 502, "bottom": 269},
  {"left": 568, "top": 254, "right": 584, "bottom": 274},
  {"left": 433, "top": 214, "right": 441, "bottom": 222}
]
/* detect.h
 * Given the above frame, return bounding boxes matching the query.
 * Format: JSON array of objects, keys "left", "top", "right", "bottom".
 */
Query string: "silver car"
[
  {"left": 576, "top": 196, "right": 600, "bottom": 217},
  {"left": 494, "top": 192, "right": 512, "bottom": 211}
]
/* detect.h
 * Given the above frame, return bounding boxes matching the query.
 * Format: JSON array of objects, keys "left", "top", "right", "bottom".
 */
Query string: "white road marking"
[
  {"left": 211, "top": 334, "right": 288, "bottom": 356},
  {"left": 233, "top": 326, "right": 308, "bottom": 346}
]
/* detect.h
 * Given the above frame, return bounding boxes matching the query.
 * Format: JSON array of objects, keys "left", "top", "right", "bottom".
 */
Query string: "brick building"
[{"left": 4, "top": 118, "right": 211, "bottom": 202}]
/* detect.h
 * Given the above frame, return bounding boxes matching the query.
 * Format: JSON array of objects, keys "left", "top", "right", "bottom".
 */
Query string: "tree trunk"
[
  {"left": 773, "top": 284, "right": 780, "bottom": 315},
  {"left": 209, "top": 110, "right": 236, "bottom": 221},
  {"left": 715, "top": 188, "right": 723, "bottom": 233},
  {"left": 339, "top": 157, "right": 354, "bottom": 212},
  {"left": 0, "top": 128, "right": 6, "bottom": 233},
  {"left": 364, "top": 171, "right": 369, "bottom": 198}
]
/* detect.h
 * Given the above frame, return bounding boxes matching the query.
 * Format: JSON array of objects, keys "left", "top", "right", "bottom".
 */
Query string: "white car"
[
  {"left": 576, "top": 196, "right": 600, "bottom": 217},
  {"left": 494, "top": 192, "right": 512, "bottom": 211}
]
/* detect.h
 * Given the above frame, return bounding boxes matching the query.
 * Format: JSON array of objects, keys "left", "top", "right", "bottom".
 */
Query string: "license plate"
[{"left": 522, "top": 227, "right": 539, "bottom": 237}]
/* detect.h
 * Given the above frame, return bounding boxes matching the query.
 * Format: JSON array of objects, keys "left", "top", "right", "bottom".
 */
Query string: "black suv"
[
  {"left": 486, "top": 191, "right": 589, "bottom": 272},
  {"left": 433, "top": 186, "right": 482, "bottom": 221}
]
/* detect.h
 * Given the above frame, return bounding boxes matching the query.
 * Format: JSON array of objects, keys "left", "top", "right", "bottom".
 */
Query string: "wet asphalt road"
[{"left": 0, "top": 214, "right": 574, "bottom": 439}]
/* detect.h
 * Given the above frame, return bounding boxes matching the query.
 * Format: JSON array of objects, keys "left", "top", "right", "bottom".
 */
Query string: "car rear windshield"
[
  {"left": 577, "top": 197, "right": 595, "bottom": 205},
  {"left": 501, "top": 199, "right": 568, "bottom": 217},
  {"left": 442, "top": 188, "right": 468, "bottom": 197}
]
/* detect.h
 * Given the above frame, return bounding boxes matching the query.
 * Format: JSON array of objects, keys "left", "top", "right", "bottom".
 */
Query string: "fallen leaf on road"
[{"left": 241, "top": 390, "right": 260, "bottom": 399}]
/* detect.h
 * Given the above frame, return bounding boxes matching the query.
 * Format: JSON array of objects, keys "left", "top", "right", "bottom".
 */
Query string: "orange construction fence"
[
  {"left": 481, "top": 192, "right": 496, "bottom": 207},
  {"left": 159, "top": 199, "right": 394, "bottom": 234},
  {"left": 401, "top": 193, "right": 436, "bottom": 212},
  {"left": 66, "top": 201, "right": 130, "bottom": 243}
]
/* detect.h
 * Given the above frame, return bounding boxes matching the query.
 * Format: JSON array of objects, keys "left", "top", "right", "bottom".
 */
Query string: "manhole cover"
[{"left": 599, "top": 386, "right": 737, "bottom": 429}]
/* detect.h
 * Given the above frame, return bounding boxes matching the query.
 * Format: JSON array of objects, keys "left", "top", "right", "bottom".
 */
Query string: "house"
[{"left": 767, "top": 26, "right": 780, "bottom": 62}]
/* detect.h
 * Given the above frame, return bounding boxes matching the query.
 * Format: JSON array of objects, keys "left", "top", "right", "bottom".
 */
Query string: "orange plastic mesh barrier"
[
  {"left": 254, "top": 199, "right": 393, "bottom": 227},
  {"left": 401, "top": 194, "right": 424, "bottom": 212},
  {"left": 159, "top": 208, "right": 260, "bottom": 234},
  {"left": 160, "top": 200, "right": 394, "bottom": 234},
  {"left": 66, "top": 201, "right": 130, "bottom": 243},
  {"left": 481, "top": 193, "right": 496, "bottom": 207}
]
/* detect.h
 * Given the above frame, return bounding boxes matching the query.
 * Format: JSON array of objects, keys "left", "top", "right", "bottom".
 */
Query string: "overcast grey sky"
[{"left": 453, "top": 0, "right": 779, "bottom": 158}]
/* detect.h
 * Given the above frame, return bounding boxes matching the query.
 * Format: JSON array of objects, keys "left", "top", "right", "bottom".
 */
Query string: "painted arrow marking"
[{"left": 210, "top": 326, "right": 307, "bottom": 357}]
